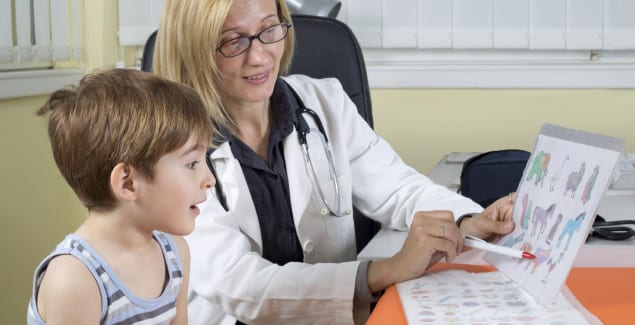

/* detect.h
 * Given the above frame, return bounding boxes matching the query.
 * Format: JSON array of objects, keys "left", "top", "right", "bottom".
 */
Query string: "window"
[
  {"left": 112, "top": 0, "right": 635, "bottom": 88},
  {"left": 0, "top": 0, "right": 83, "bottom": 99},
  {"left": 338, "top": 0, "right": 635, "bottom": 88}
]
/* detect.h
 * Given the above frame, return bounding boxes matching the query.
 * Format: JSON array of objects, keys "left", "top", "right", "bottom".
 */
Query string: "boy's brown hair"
[{"left": 38, "top": 68, "right": 213, "bottom": 210}]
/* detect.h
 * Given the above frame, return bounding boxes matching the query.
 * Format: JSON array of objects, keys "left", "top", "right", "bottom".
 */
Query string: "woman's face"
[{"left": 217, "top": 0, "right": 284, "bottom": 109}]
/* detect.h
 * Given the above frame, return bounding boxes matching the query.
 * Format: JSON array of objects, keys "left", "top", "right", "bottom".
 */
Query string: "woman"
[{"left": 154, "top": 0, "right": 515, "bottom": 324}]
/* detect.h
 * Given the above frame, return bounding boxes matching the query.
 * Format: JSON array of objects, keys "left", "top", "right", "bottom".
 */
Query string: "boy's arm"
[
  {"left": 36, "top": 255, "right": 101, "bottom": 325},
  {"left": 171, "top": 235, "right": 190, "bottom": 325}
]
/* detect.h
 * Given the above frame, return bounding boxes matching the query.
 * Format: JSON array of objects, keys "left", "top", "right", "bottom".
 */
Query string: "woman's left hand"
[{"left": 459, "top": 192, "right": 516, "bottom": 242}]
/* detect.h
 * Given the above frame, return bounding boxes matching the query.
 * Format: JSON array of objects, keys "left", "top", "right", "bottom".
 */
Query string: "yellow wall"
[
  {"left": 372, "top": 89, "right": 635, "bottom": 174},
  {"left": 0, "top": 1, "right": 119, "bottom": 323},
  {"left": 1, "top": 2, "right": 635, "bottom": 324}
]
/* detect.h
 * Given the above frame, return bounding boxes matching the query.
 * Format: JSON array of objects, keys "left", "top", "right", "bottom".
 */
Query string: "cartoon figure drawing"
[
  {"left": 548, "top": 155, "right": 569, "bottom": 192},
  {"left": 516, "top": 242, "right": 533, "bottom": 266},
  {"left": 501, "top": 232, "right": 525, "bottom": 248},
  {"left": 526, "top": 151, "right": 551, "bottom": 187},
  {"left": 557, "top": 212, "right": 587, "bottom": 251},
  {"left": 582, "top": 165, "right": 600, "bottom": 204},
  {"left": 564, "top": 162, "right": 586, "bottom": 199},
  {"left": 542, "top": 252, "right": 565, "bottom": 283},
  {"left": 545, "top": 213, "right": 563, "bottom": 245},
  {"left": 520, "top": 193, "right": 532, "bottom": 230},
  {"left": 524, "top": 247, "right": 551, "bottom": 273},
  {"left": 529, "top": 203, "right": 556, "bottom": 239}
]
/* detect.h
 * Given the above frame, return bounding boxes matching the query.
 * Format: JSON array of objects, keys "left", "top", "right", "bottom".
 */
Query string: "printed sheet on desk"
[
  {"left": 396, "top": 123, "right": 624, "bottom": 325},
  {"left": 396, "top": 269, "right": 601, "bottom": 324}
]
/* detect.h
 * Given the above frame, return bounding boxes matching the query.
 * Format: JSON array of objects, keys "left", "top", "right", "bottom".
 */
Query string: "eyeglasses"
[{"left": 217, "top": 23, "right": 292, "bottom": 58}]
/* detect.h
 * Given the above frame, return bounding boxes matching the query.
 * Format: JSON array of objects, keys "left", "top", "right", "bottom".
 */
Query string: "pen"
[{"left": 464, "top": 235, "right": 536, "bottom": 260}]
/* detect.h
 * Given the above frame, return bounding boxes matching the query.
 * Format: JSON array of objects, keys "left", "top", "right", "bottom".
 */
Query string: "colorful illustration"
[
  {"left": 520, "top": 193, "right": 532, "bottom": 230},
  {"left": 549, "top": 155, "right": 569, "bottom": 192},
  {"left": 485, "top": 124, "right": 624, "bottom": 307},
  {"left": 557, "top": 212, "right": 586, "bottom": 251},
  {"left": 502, "top": 232, "right": 525, "bottom": 248},
  {"left": 545, "top": 213, "right": 563, "bottom": 245},
  {"left": 581, "top": 165, "right": 600, "bottom": 204},
  {"left": 523, "top": 246, "right": 551, "bottom": 273},
  {"left": 564, "top": 163, "right": 586, "bottom": 198},
  {"left": 530, "top": 203, "right": 556, "bottom": 239},
  {"left": 526, "top": 151, "right": 551, "bottom": 187},
  {"left": 542, "top": 252, "right": 565, "bottom": 283}
]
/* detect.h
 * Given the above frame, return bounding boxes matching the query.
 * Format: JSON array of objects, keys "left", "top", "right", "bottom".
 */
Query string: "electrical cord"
[{"left": 589, "top": 215, "right": 635, "bottom": 241}]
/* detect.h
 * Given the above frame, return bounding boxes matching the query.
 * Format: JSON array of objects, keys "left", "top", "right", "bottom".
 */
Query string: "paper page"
[
  {"left": 485, "top": 123, "right": 625, "bottom": 306},
  {"left": 396, "top": 270, "right": 601, "bottom": 325}
]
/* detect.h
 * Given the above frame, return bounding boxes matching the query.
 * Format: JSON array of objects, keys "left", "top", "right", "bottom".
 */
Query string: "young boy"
[{"left": 27, "top": 68, "right": 215, "bottom": 325}]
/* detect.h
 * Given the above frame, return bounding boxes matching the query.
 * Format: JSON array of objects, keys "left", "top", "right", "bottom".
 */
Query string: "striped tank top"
[{"left": 27, "top": 231, "right": 183, "bottom": 324}]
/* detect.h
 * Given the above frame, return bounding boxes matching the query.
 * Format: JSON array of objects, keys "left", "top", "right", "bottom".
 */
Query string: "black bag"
[{"left": 458, "top": 149, "right": 531, "bottom": 207}]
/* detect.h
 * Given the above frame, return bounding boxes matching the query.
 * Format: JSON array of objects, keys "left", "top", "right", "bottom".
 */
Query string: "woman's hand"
[
  {"left": 460, "top": 192, "right": 516, "bottom": 242},
  {"left": 367, "top": 211, "right": 463, "bottom": 293}
]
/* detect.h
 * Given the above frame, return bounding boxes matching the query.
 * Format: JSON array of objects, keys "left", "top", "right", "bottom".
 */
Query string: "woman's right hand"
[{"left": 366, "top": 211, "right": 463, "bottom": 293}]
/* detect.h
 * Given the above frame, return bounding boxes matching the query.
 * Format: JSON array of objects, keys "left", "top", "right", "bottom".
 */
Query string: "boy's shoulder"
[{"left": 33, "top": 250, "right": 102, "bottom": 323}]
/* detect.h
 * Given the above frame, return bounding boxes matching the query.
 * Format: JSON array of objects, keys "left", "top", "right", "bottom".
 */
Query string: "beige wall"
[
  {"left": 2, "top": 2, "right": 635, "bottom": 324},
  {"left": 0, "top": 1, "right": 120, "bottom": 323},
  {"left": 372, "top": 89, "right": 635, "bottom": 174}
]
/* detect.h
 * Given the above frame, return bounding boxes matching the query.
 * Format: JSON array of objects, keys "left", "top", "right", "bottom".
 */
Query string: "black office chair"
[
  {"left": 458, "top": 149, "right": 531, "bottom": 207},
  {"left": 140, "top": 15, "right": 380, "bottom": 253}
]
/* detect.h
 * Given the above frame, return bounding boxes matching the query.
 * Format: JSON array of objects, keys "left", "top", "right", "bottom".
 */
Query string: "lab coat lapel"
[
  {"left": 210, "top": 143, "right": 263, "bottom": 252},
  {"left": 285, "top": 129, "right": 313, "bottom": 226}
]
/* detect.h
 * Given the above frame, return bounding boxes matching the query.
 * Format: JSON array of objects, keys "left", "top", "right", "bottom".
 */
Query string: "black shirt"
[{"left": 226, "top": 79, "right": 305, "bottom": 266}]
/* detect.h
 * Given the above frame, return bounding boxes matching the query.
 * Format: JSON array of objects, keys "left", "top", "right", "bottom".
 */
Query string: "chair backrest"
[
  {"left": 287, "top": 15, "right": 373, "bottom": 128},
  {"left": 140, "top": 31, "right": 156, "bottom": 73},
  {"left": 140, "top": 15, "right": 380, "bottom": 253}
]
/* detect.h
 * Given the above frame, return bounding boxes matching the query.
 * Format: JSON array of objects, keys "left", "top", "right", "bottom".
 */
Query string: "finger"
[
  {"left": 507, "top": 192, "right": 516, "bottom": 204},
  {"left": 407, "top": 221, "right": 463, "bottom": 257},
  {"left": 429, "top": 236, "right": 461, "bottom": 262},
  {"left": 481, "top": 215, "right": 515, "bottom": 236},
  {"left": 421, "top": 219, "right": 463, "bottom": 249},
  {"left": 411, "top": 210, "right": 455, "bottom": 227}
]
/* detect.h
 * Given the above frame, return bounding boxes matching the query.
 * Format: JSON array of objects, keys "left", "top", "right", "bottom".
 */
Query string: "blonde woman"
[{"left": 154, "top": 0, "right": 516, "bottom": 324}]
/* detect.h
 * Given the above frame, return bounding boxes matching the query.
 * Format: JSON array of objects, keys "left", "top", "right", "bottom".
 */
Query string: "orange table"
[{"left": 367, "top": 263, "right": 635, "bottom": 325}]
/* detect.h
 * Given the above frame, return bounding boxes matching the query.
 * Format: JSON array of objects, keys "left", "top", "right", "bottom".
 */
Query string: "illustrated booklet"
[
  {"left": 396, "top": 123, "right": 624, "bottom": 324},
  {"left": 485, "top": 123, "right": 625, "bottom": 305}
]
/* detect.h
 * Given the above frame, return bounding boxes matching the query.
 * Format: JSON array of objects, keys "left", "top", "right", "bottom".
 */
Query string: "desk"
[
  {"left": 358, "top": 152, "right": 635, "bottom": 267},
  {"left": 367, "top": 263, "right": 635, "bottom": 325}
]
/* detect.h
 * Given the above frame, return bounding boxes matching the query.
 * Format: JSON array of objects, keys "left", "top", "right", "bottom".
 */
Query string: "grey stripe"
[{"left": 110, "top": 301, "right": 176, "bottom": 325}]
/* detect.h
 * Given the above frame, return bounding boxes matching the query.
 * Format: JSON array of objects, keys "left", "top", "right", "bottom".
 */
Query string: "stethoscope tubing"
[{"left": 206, "top": 81, "right": 349, "bottom": 216}]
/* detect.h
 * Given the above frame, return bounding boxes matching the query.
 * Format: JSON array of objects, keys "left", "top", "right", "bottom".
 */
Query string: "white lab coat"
[{"left": 186, "top": 75, "right": 483, "bottom": 325}]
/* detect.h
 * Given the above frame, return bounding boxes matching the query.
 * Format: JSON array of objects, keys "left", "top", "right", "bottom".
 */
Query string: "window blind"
[
  {"left": 0, "top": 0, "right": 81, "bottom": 71},
  {"left": 109, "top": 0, "right": 635, "bottom": 88},
  {"left": 118, "top": 0, "right": 166, "bottom": 46},
  {"left": 341, "top": 0, "right": 635, "bottom": 50}
]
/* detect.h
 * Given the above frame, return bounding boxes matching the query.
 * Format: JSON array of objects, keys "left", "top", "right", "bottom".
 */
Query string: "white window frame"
[
  {"left": 0, "top": 0, "right": 84, "bottom": 99},
  {"left": 339, "top": 0, "right": 635, "bottom": 88}
]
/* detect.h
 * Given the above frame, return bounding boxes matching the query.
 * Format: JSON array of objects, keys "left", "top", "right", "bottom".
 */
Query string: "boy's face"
[{"left": 135, "top": 136, "right": 214, "bottom": 236}]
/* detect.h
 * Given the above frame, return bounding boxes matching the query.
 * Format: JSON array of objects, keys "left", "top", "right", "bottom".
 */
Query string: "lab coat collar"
[
  {"left": 209, "top": 142, "right": 263, "bottom": 252},
  {"left": 207, "top": 80, "right": 316, "bottom": 251}
]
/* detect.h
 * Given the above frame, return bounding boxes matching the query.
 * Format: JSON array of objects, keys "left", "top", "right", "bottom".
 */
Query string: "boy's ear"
[{"left": 110, "top": 163, "right": 137, "bottom": 201}]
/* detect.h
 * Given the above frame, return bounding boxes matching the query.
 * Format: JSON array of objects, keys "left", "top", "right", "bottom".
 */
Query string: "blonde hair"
[
  {"left": 38, "top": 69, "right": 213, "bottom": 210},
  {"left": 153, "top": 0, "right": 295, "bottom": 135}
]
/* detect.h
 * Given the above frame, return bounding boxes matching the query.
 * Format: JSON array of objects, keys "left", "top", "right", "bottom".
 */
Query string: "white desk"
[{"left": 358, "top": 152, "right": 635, "bottom": 267}]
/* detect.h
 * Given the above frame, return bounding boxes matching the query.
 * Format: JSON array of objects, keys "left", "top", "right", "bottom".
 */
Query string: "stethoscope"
[
  {"left": 295, "top": 106, "right": 350, "bottom": 216},
  {"left": 206, "top": 83, "right": 349, "bottom": 217}
]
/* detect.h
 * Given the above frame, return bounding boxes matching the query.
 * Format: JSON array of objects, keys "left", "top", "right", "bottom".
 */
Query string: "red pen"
[{"left": 464, "top": 235, "right": 536, "bottom": 260}]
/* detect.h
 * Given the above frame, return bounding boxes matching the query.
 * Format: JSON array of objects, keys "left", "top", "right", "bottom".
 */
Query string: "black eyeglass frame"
[{"left": 216, "top": 22, "right": 293, "bottom": 58}]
